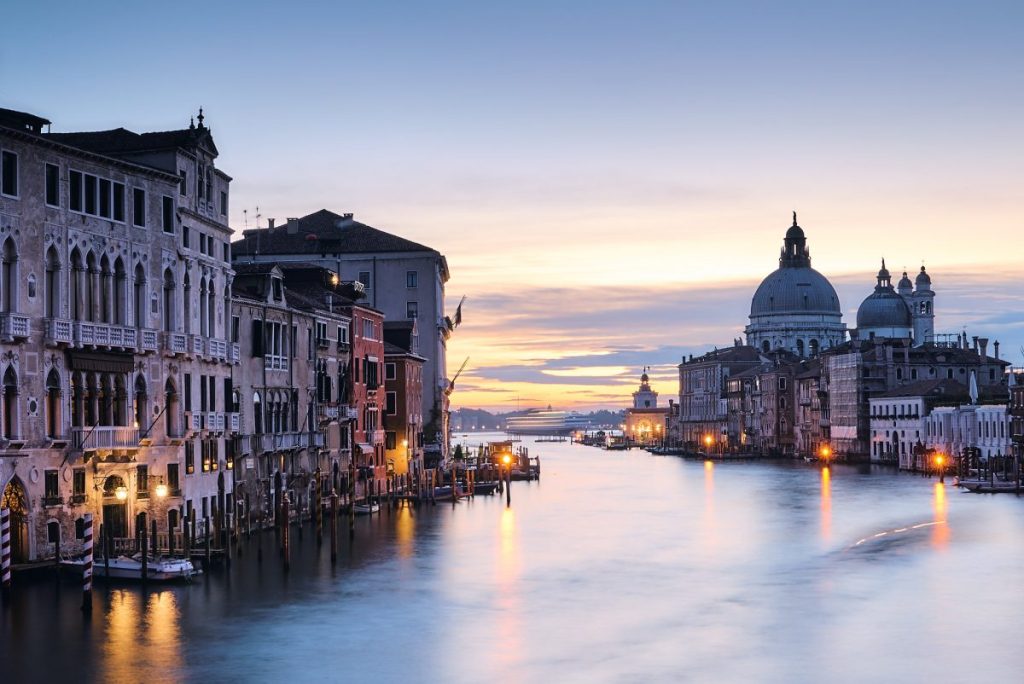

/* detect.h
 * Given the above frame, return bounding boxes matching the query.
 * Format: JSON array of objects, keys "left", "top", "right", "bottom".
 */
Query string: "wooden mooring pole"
[
  {"left": 281, "top": 495, "right": 291, "bottom": 573},
  {"left": 330, "top": 491, "right": 338, "bottom": 565}
]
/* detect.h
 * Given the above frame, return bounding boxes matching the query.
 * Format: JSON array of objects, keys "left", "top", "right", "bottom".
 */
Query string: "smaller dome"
[
  {"left": 856, "top": 291, "right": 912, "bottom": 329},
  {"left": 640, "top": 372, "right": 649, "bottom": 383},
  {"left": 877, "top": 260, "right": 890, "bottom": 281},
  {"left": 916, "top": 265, "right": 931, "bottom": 286},
  {"left": 897, "top": 271, "right": 913, "bottom": 291},
  {"left": 785, "top": 211, "right": 804, "bottom": 240}
]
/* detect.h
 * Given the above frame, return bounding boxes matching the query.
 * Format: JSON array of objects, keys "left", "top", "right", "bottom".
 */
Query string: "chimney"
[
  {"left": 972, "top": 335, "right": 978, "bottom": 352},
  {"left": 978, "top": 337, "right": 989, "bottom": 360},
  {"left": 286, "top": 217, "right": 299, "bottom": 234},
  {"left": 268, "top": 218, "right": 275, "bottom": 230},
  {"left": 994, "top": 341, "right": 1000, "bottom": 360},
  {"left": 342, "top": 213, "right": 354, "bottom": 220}
]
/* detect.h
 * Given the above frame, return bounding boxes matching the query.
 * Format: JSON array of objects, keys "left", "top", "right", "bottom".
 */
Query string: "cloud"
[{"left": 448, "top": 264, "right": 1024, "bottom": 411}]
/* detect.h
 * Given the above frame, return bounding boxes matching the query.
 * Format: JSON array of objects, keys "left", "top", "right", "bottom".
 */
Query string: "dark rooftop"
[{"left": 232, "top": 209, "right": 439, "bottom": 257}]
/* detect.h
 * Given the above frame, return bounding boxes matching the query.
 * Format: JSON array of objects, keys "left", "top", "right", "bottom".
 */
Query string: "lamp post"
[
  {"left": 819, "top": 444, "right": 831, "bottom": 469},
  {"left": 501, "top": 453, "right": 512, "bottom": 507},
  {"left": 703, "top": 434, "right": 713, "bottom": 456},
  {"left": 402, "top": 438, "right": 410, "bottom": 493},
  {"left": 934, "top": 454, "right": 945, "bottom": 483}
]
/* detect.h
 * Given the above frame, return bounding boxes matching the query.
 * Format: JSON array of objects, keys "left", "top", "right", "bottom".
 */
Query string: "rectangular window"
[
  {"left": 406, "top": 271, "right": 418, "bottom": 288},
  {"left": 223, "top": 241, "right": 230, "bottom": 262},
  {"left": 184, "top": 373, "right": 192, "bottom": 411},
  {"left": 200, "top": 376, "right": 208, "bottom": 412},
  {"left": 231, "top": 315, "right": 240, "bottom": 343},
  {"left": 0, "top": 151, "right": 17, "bottom": 197},
  {"left": 220, "top": 190, "right": 227, "bottom": 215},
  {"left": 185, "top": 441, "right": 195, "bottom": 474},
  {"left": 162, "top": 195, "right": 174, "bottom": 233},
  {"left": 84, "top": 174, "right": 97, "bottom": 214},
  {"left": 70, "top": 171, "right": 83, "bottom": 211},
  {"left": 44, "top": 469, "right": 59, "bottom": 498},
  {"left": 73, "top": 469, "right": 85, "bottom": 496},
  {"left": 179, "top": 170, "right": 187, "bottom": 196},
  {"left": 406, "top": 301, "right": 418, "bottom": 319},
  {"left": 45, "top": 163, "right": 60, "bottom": 206},
  {"left": 137, "top": 465, "right": 149, "bottom": 493},
  {"left": 385, "top": 362, "right": 396, "bottom": 381},
  {"left": 363, "top": 319, "right": 374, "bottom": 340},
  {"left": 358, "top": 271, "right": 371, "bottom": 288},
  {"left": 201, "top": 440, "right": 211, "bottom": 472},
  {"left": 182, "top": 227, "right": 190, "bottom": 249},
  {"left": 386, "top": 431, "right": 397, "bottom": 450},
  {"left": 133, "top": 188, "right": 146, "bottom": 227},
  {"left": 167, "top": 463, "right": 180, "bottom": 492},
  {"left": 386, "top": 391, "right": 397, "bottom": 415},
  {"left": 112, "top": 182, "right": 125, "bottom": 222},
  {"left": 99, "top": 178, "right": 111, "bottom": 218}
]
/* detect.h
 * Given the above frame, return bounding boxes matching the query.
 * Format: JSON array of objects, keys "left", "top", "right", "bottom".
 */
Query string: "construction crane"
[{"left": 445, "top": 357, "right": 470, "bottom": 396}]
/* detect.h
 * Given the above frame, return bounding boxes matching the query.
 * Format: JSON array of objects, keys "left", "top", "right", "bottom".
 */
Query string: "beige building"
[{"left": 0, "top": 106, "right": 236, "bottom": 562}]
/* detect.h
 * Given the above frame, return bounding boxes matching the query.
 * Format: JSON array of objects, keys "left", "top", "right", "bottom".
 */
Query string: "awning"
[
  {"left": 68, "top": 351, "right": 135, "bottom": 374},
  {"left": 355, "top": 443, "right": 373, "bottom": 453}
]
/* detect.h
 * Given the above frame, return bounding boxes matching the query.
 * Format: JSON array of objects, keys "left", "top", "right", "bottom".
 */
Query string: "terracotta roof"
[
  {"left": 877, "top": 379, "right": 968, "bottom": 399},
  {"left": 231, "top": 209, "right": 438, "bottom": 256}
]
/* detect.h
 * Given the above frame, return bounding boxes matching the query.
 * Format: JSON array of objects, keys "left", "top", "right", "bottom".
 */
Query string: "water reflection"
[
  {"left": 102, "top": 589, "right": 180, "bottom": 682},
  {"left": 820, "top": 467, "right": 832, "bottom": 542},
  {"left": 496, "top": 506, "right": 522, "bottom": 668},
  {"left": 932, "top": 482, "right": 949, "bottom": 549},
  {"left": 395, "top": 506, "right": 415, "bottom": 561}
]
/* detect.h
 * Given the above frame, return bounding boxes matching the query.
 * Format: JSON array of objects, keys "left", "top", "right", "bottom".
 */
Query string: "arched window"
[
  {"left": 199, "top": 277, "right": 208, "bottom": 337},
  {"left": 85, "top": 251, "right": 97, "bottom": 322},
  {"left": 253, "top": 392, "right": 262, "bottom": 434},
  {"left": 162, "top": 268, "right": 176, "bottom": 332},
  {"left": 796, "top": 339, "right": 805, "bottom": 357},
  {"left": 762, "top": 340, "right": 770, "bottom": 353},
  {"left": 1, "top": 238, "right": 17, "bottom": 314},
  {"left": 183, "top": 271, "right": 192, "bottom": 334},
  {"left": 70, "top": 248, "right": 84, "bottom": 321},
  {"left": 2, "top": 366, "right": 18, "bottom": 439},
  {"left": 112, "top": 258, "right": 126, "bottom": 325},
  {"left": 165, "top": 378, "right": 179, "bottom": 438},
  {"left": 809, "top": 339, "right": 820, "bottom": 356},
  {"left": 84, "top": 372, "right": 97, "bottom": 427},
  {"left": 133, "top": 264, "right": 146, "bottom": 329},
  {"left": 46, "top": 369, "right": 61, "bottom": 438},
  {"left": 134, "top": 375, "right": 148, "bottom": 431},
  {"left": 207, "top": 279, "right": 216, "bottom": 338},
  {"left": 99, "top": 255, "right": 112, "bottom": 323},
  {"left": 99, "top": 374, "right": 113, "bottom": 426},
  {"left": 114, "top": 375, "right": 126, "bottom": 426},
  {"left": 45, "top": 246, "right": 60, "bottom": 319}
]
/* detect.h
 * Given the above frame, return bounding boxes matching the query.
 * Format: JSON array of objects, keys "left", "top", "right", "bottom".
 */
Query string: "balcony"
[
  {"left": 230, "top": 343, "right": 240, "bottom": 363},
  {"left": 264, "top": 354, "right": 287, "bottom": 371},
  {"left": 162, "top": 331, "right": 187, "bottom": 355},
  {"left": 252, "top": 431, "right": 321, "bottom": 453},
  {"left": 228, "top": 412, "right": 240, "bottom": 433},
  {"left": 0, "top": 312, "right": 30, "bottom": 341},
  {"left": 45, "top": 318, "right": 74, "bottom": 346},
  {"left": 71, "top": 426, "right": 140, "bottom": 450},
  {"left": 321, "top": 405, "right": 340, "bottom": 421},
  {"left": 139, "top": 328, "right": 159, "bottom": 353},
  {"left": 207, "top": 339, "right": 228, "bottom": 361},
  {"left": 184, "top": 410, "right": 197, "bottom": 432},
  {"left": 42, "top": 495, "right": 64, "bottom": 507},
  {"left": 74, "top": 321, "right": 138, "bottom": 350},
  {"left": 190, "top": 334, "right": 205, "bottom": 357}
]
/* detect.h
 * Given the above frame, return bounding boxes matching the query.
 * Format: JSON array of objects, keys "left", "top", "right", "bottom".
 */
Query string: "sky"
[{"left": 3, "top": 1, "right": 1021, "bottom": 411}]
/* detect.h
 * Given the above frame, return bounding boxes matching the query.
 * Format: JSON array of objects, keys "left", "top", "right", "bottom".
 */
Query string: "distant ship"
[{"left": 506, "top": 408, "right": 590, "bottom": 436}]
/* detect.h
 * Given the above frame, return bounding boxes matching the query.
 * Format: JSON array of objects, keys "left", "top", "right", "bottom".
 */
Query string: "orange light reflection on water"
[
  {"left": 102, "top": 589, "right": 181, "bottom": 682},
  {"left": 496, "top": 506, "right": 522, "bottom": 667},
  {"left": 820, "top": 466, "right": 832, "bottom": 542},
  {"left": 932, "top": 482, "right": 949, "bottom": 549},
  {"left": 395, "top": 506, "right": 415, "bottom": 561}
]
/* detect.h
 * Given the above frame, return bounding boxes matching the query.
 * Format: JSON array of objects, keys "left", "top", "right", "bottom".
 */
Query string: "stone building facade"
[
  {"left": 0, "top": 107, "right": 235, "bottom": 562},
  {"left": 231, "top": 209, "right": 452, "bottom": 458},
  {"left": 383, "top": 335, "right": 425, "bottom": 477}
]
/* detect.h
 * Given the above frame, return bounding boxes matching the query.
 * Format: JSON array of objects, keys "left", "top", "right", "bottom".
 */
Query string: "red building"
[{"left": 383, "top": 334, "right": 426, "bottom": 477}]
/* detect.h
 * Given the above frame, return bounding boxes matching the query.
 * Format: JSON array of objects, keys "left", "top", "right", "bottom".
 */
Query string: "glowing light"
[
  {"left": 115, "top": 486, "right": 128, "bottom": 501},
  {"left": 934, "top": 454, "right": 945, "bottom": 467},
  {"left": 155, "top": 483, "right": 168, "bottom": 498},
  {"left": 820, "top": 445, "right": 831, "bottom": 458},
  {"left": 501, "top": 454, "right": 511, "bottom": 465},
  {"left": 703, "top": 435, "right": 713, "bottom": 447}
]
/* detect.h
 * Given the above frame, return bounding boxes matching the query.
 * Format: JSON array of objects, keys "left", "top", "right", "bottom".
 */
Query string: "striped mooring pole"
[
  {"left": 81, "top": 513, "right": 93, "bottom": 614},
  {"left": 1, "top": 507, "right": 11, "bottom": 603}
]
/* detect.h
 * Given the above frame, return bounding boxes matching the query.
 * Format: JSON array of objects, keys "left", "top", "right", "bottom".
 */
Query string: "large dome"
[
  {"left": 745, "top": 214, "right": 847, "bottom": 357},
  {"left": 750, "top": 266, "right": 841, "bottom": 316}
]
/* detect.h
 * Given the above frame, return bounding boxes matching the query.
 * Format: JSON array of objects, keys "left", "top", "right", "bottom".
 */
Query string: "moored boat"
[
  {"left": 353, "top": 502, "right": 381, "bottom": 515},
  {"left": 62, "top": 553, "right": 198, "bottom": 582}
]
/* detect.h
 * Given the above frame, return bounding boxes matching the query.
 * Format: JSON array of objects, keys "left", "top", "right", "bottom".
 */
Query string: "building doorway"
[
  {"left": 1, "top": 477, "right": 29, "bottom": 563},
  {"left": 102, "top": 474, "right": 128, "bottom": 538}
]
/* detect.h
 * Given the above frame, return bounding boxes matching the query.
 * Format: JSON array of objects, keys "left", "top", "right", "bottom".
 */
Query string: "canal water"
[{"left": 3, "top": 433, "right": 1023, "bottom": 683}]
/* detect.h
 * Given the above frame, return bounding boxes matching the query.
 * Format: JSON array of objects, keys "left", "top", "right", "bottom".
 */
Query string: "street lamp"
[
  {"left": 934, "top": 454, "right": 945, "bottom": 483},
  {"left": 115, "top": 485, "right": 128, "bottom": 501},
  {"left": 819, "top": 444, "right": 831, "bottom": 466},
  {"left": 155, "top": 483, "right": 168, "bottom": 498},
  {"left": 703, "top": 434, "right": 713, "bottom": 454}
]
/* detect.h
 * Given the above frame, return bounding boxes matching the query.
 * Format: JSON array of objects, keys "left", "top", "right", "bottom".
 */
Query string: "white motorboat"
[
  {"left": 62, "top": 553, "right": 199, "bottom": 581},
  {"left": 352, "top": 502, "right": 381, "bottom": 516}
]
